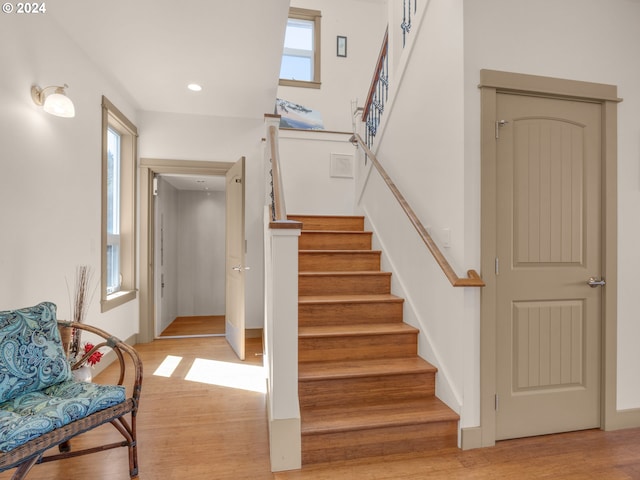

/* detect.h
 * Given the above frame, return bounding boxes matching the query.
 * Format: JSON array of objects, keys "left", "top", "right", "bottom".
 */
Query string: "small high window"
[{"left": 279, "top": 7, "right": 321, "bottom": 89}]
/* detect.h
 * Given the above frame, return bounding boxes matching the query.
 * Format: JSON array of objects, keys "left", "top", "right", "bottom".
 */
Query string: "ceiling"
[
  {"left": 49, "top": 0, "right": 291, "bottom": 118},
  {"left": 161, "top": 174, "right": 226, "bottom": 192}
]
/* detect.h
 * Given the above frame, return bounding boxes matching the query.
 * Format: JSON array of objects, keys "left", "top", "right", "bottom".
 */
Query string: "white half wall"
[{"left": 279, "top": 130, "right": 356, "bottom": 216}]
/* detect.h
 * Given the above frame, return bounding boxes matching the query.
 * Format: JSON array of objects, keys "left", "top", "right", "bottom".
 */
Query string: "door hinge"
[
  {"left": 495, "top": 394, "right": 499, "bottom": 411},
  {"left": 495, "top": 120, "right": 509, "bottom": 139},
  {"left": 495, "top": 257, "right": 499, "bottom": 275}
]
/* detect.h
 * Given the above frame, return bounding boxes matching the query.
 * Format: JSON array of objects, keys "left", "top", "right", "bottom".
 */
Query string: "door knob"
[
  {"left": 232, "top": 265, "right": 250, "bottom": 272},
  {"left": 587, "top": 277, "right": 605, "bottom": 288}
]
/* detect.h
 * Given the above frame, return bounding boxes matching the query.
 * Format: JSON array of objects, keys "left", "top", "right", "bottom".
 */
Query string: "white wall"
[
  {"left": 357, "top": 0, "right": 640, "bottom": 436},
  {"left": 155, "top": 180, "right": 225, "bottom": 332},
  {"left": 279, "top": 130, "right": 356, "bottom": 215},
  {"left": 278, "top": 0, "right": 388, "bottom": 132},
  {"left": 355, "top": 0, "right": 472, "bottom": 424},
  {"left": 463, "top": 0, "right": 640, "bottom": 411},
  {"left": 177, "top": 190, "right": 226, "bottom": 316},
  {"left": 0, "top": 14, "right": 138, "bottom": 342}
]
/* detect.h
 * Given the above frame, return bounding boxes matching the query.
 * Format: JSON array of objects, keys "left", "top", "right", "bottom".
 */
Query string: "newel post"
[{"left": 265, "top": 219, "right": 302, "bottom": 471}]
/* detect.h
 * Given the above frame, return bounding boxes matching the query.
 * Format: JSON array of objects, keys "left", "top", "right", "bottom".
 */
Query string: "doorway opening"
[
  {"left": 138, "top": 158, "right": 244, "bottom": 354},
  {"left": 154, "top": 173, "right": 227, "bottom": 339}
]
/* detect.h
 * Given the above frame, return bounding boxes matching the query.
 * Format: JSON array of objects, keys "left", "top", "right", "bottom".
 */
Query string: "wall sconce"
[{"left": 31, "top": 84, "right": 76, "bottom": 118}]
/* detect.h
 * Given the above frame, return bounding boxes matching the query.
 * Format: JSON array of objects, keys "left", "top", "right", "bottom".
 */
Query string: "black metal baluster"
[
  {"left": 401, "top": 0, "right": 407, "bottom": 47},
  {"left": 363, "top": 30, "right": 389, "bottom": 149},
  {"left": 401, "top": 0, "right": 418, "bottom": 48},
  {"left": 269, "top": 161, "right": 276, "bottom": 221}
]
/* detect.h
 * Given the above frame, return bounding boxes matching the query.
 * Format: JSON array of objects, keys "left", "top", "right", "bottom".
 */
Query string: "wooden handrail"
[
  {"left": 362, "top": 28, "right": 389, "bottom": 122},
  {"left": 268, "top": 124, "right": 287, "bottom": 222},
  {"left": 350, "top": 133, "right": 484, "bottom": 287}
]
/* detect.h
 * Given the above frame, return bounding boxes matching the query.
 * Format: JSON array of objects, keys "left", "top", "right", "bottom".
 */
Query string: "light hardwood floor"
[
  {"left": 160, "top": 315, "right": 225, "bottom": 337},
  {"left": 4, "top": 336, "right": 640, "bottom": 479}
]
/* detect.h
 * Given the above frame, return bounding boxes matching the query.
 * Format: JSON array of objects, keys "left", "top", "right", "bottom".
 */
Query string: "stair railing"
[
  {"left": 266, "top": 117, "right": 287, "bottom": 222},
  {"left": 361, "top": 0, "right": 418, "bottom": 149},
  {"left": 361, "top": 28, "right": 389, "bottom": 149},
  {"left": 350, "top": 133, "right": 484, "bottom": 287}
]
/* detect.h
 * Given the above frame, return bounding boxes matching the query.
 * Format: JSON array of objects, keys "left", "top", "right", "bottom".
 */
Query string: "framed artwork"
[
  {"left": 337, "top": 36, "right": 347, "bottom": 57},
  {"left": 275, "top": 98, "right": 324, "bottom": 130},
  {"left": 330, "top": 153, "right": 353, "bottom": 178}
]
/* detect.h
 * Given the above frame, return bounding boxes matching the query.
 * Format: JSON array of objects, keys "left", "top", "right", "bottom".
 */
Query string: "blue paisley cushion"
[
  {"left": 0, "top": 380, "right": 126, "bottom": 452},
  {"left": 0, "top": 302, "right": 72, "bottom": 403}
]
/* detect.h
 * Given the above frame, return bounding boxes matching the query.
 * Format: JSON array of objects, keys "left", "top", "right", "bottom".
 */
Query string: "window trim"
[
  {"left": 101, "top": 96, "right": 137, "bottom": 312},
  {"left": 279, "top": 7, "right": 321, "bottom": 89}
]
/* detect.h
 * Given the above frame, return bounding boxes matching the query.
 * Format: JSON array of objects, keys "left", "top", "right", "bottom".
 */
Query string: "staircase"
[{"left": 291, "top": 214, "right": 460, "bottom": 465}]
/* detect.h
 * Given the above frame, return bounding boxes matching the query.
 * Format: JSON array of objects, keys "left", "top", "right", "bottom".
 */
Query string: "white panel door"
[
  {"left": 225, "top": 157, "right": 246, "bottom": 360},
  {"left": 495, "top": 93, "right": 602, "bottom": 440}
]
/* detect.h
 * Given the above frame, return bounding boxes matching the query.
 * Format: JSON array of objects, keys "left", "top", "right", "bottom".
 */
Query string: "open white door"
[{"left": 225, "top": 157, "right": 246, "bottom": 360}]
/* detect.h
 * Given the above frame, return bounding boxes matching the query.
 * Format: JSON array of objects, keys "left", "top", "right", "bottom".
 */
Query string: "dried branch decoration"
[{"left": 66, "top": 265, "right": 97, "bottom": 359}]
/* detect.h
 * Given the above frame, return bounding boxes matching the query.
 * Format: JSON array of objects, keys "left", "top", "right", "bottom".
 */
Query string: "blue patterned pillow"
[{"left": 0, "top": 302, "right": 72, "bottom": 403}]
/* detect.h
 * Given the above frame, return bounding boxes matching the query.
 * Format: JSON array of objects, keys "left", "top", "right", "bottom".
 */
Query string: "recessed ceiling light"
[{"left": 187, "top": 83, "right": 202, "bottom": 92}]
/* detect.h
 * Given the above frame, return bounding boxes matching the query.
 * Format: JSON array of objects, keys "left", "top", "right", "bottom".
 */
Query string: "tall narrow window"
[
  {"left": 106, "top": 127, "right": 121, "bottom": 295},
  {"left": 279, "top": 7, "right": 321, "bottom": 89},
  {"left": 101, "top": 96, "right": 137, "bottom": 312}
]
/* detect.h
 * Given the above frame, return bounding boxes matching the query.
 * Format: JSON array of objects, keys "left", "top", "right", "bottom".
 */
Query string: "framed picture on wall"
[{"left": 337, "top": 36, "right": 347, "bottom": 57}]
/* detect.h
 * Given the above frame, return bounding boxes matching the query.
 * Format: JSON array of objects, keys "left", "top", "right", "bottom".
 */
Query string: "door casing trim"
[
  {"left": 476, "top": 69, "right": 634, "bottom": 449},
  {"left": 138, "top": 158, "right": 234, "bottom": 344}
]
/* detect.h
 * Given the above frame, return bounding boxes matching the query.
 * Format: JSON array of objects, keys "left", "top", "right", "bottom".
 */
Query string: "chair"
[{"left": 0, "top": 302, "right": 143, "bottom": 479}]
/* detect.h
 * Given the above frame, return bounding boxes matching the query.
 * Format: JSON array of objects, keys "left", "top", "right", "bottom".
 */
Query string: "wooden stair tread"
[
  {"left": 302, "top": 230, "right": 370, "bottom": 234},
  {"left": 289, "top": 214, "right": 364, "bottom": 219},
  {"left": 299, "top": 323, "right": 418, "bottom": 338},
  {"left": 301, "top": 398, "right": 459, "bottom": 435},
  {"left": 299, "top": 357, "right": 437, "bottom": 381},
  {"left": 299, "top": 249, "right": 382, "bottom": 254},
  {"left": 288, "top": 214, "right": 365, "bottom": 232},
  {"left": 299, "top": 271, "right": 392, "bottom": 277},
  {"left": 299, "top": 294, "right": 404, "bottom": 305}
]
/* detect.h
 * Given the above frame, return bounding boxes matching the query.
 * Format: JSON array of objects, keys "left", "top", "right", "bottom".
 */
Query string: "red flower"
[{"left": 83, "top": 343, "right": 103, "bottom": 366}]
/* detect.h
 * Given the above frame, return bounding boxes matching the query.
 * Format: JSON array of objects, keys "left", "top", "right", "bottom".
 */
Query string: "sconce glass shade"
[{"left": 31, "top": 85, "right": 76, "bottom": 118}]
